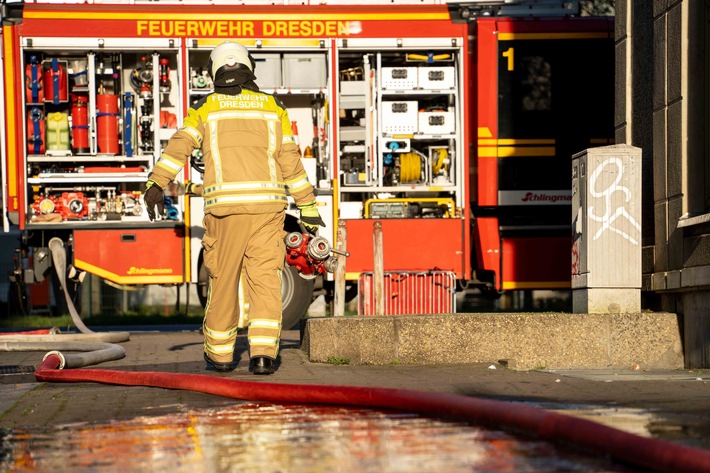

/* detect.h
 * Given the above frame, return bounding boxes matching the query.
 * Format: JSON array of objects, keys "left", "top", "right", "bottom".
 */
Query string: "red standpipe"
[
  {"left": 96, "top": 94, "right": 120, "bottom": 155},
  {"left": 36, "top": 355, "right": 710, "bottom": 473}
]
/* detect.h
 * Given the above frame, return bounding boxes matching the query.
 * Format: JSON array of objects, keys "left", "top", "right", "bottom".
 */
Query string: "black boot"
[
  {"left": 204, "top": 352, "right": 234, "bottom": 372},
  {"left": 249, "top": 356, "right": 275, "bottom": 375}
]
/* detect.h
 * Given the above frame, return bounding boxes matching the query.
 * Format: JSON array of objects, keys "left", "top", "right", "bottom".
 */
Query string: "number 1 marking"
[{"left": 502, "top": 47, "right": 514, "bottom": 71}]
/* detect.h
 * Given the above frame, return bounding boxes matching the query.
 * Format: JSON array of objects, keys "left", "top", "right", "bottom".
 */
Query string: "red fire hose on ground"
[
  {"left": 34, "top": 354, "right": 710, "bottom": 473},
  {"left": 7, "top": 237, "right": 710, "bottom": 472}
]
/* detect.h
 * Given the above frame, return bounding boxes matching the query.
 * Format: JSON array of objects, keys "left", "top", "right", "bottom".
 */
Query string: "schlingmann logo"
[
  {"left": 522, "top": 192, "right": 571, "bottom": 203},
  {"left": 127, "top": 267, "right": 174, "bottom": 275}
]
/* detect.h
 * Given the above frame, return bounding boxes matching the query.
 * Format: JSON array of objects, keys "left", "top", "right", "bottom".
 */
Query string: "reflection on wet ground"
[
  {"left": 1, "top": 403, "right": 640, "bottom": 473},
  {"left": 535, "top": 402, "right": 710, "bottom": 452}
]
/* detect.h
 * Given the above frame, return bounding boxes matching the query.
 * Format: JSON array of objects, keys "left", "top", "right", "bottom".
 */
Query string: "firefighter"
[{"left": 143, "top": 41, "right": 324, "bottom": 375}]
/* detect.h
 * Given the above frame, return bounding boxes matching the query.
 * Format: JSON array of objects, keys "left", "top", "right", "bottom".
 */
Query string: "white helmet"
[{"left": 209, "top": 41, "right": 252, "bottom": 78}]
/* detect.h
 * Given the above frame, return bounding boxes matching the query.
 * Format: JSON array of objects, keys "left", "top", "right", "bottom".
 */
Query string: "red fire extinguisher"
[
  {"left": 71, "top": 93, "right": 90, "bottom": 154},
  {"left": 96, "top": 94, "right": 119, "bottom": 155},
  {"left": 43, "top": 58, "right": 68, "bottom": 105}
]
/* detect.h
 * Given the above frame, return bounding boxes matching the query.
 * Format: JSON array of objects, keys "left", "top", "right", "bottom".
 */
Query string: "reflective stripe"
[
  {"left": 205, "top": 342, "right": 234, "bottom": 354},
  {"left": 155, "top": 154, "right": 183, "bottom": 173},
  {"left": 208, "top": 110, "right": 279, "bottom": 122},
  {"left": 203, "top": 181, "right": 286, "bottom": 194},
  {"left": 203, "top": 325, "right": 239, "bottom": 340},
  {"left": 282, "top": 136, "right": 297, "bottom": 144},
  {"left": 248, "top": 336, "right": 278, "bottom": 346},
  {"left": 180, "top": 126, "right": 202, "bottom": 146},
  {"left": 248, "top": 319, "right": 281, "bottom": 329},
  {"left": 286, "top": 175, "right": 311, "bottom": 193},
  {"left": 204, "top": 194, "right": 288, "bottom": 207},
  {"left": 209, "top": 122, "right": 223, "bottom": 182},
  {"left": 267, "top": 120, "right": 277, "bottom": 181},
  {"left": 205, "top": 275, "right": 213, "bottom": 314}
]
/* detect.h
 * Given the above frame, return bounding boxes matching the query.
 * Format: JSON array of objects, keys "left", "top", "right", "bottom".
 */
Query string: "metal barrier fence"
[{"left": 358, "top": 271, "right": 456, "bottom": 316}]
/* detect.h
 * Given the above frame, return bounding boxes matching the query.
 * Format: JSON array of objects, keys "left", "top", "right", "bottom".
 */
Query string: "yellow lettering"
[
  {"left": 326, "top": 21, "right": 337, "bottom": 36},
  {"left": 317, "top": 21, "right": 327, "bottom": 36},
  {"left": 276, "top": 21, "right": 287, "bottom": 37},
  {"left": 174, "top": 20, "right": 185, "bottom": 36},
  {"left": 161, "top": 21, "right": 174, "bottom": 36},
  {"left": 136, "top": 18, "right": 352, "bottom": 38},
  {"left": 298, "top": 21, "right": 311, "bottom": 37},
  {"left": 200, "top": 21, "right": 217, "bottom": 36}
]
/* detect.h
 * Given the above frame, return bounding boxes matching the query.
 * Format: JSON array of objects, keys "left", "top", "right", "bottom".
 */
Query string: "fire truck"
[{"left": 0, "top": 0, "right": 613, "bottom": 326}]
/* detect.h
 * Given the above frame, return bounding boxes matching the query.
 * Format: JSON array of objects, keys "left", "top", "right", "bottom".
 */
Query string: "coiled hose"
[
  {"left": 0, "top": 237, "right": 130, "bottom": 366},
  {"left": 398, "top": 152, "right": 424, "bottom": 183},
  {"left": 34, "top": 354, "right": 710, "bottom": 473}
]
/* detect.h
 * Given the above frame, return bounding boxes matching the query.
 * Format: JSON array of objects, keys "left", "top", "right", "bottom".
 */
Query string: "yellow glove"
[
  {"left": 298, "top": 201, "right": 325, "bottom": 233},
  {"left": 186, "top": 182, "right": 203, "bottom": 196}
]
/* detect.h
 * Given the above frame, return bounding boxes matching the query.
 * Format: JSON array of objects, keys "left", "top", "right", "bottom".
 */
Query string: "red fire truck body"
[{"left": 0, "top": 1, "right": 613, "bottom": 324}]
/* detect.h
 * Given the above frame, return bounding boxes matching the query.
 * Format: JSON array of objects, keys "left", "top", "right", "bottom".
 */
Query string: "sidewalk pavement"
[{"left": 1, "top": 326, "right": 709, "bottom": 452}]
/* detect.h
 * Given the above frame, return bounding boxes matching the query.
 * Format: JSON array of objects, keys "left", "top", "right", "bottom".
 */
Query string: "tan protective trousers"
[{"left": 201, "top": 212, "right": 286, "bottom": 363}]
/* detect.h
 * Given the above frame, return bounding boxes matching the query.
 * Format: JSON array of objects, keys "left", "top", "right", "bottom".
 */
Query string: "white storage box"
[
  {"left": 340, "top": 80, "right": 366, "bottom": 96},
  {"left": 252, "top": 53, "right": 282, "bottom": 90},
  {"left": 417, "top": 67, "right": 456, "bottom": 90},
  {"left": 418, "top": 111, "right": 455, "bottom": 134},
  {"left": 283, "top": 54, "right": 327, "bottom": 89},
  {"left": 381, "top": 67, "right": 417, "bottom": 90},
  {"left": 339, "top": 201, "right": 363, "bottom": 219},
  {"left": 382, "top": 101, "right": 418, "bottom": 134}
]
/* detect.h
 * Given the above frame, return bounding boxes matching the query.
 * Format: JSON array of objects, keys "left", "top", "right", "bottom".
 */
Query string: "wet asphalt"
[{"left": 1, "top": 326, "right": 709, "bottom": 454}]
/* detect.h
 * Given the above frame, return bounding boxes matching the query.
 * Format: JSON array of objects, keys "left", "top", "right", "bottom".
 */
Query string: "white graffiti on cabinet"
[{"left": 588, "top": 157, "right": 641, "bottom": 245}]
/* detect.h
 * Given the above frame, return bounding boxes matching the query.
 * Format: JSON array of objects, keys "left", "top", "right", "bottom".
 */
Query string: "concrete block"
[
  {"left": 302, "top": 312, "right": 683, "bottom": 370},
  {"left": 302, "top": 316, "right": 397, "bottom": 364},
  {"left": 608, "top": 312, "right": 683, "bottom": 368}
]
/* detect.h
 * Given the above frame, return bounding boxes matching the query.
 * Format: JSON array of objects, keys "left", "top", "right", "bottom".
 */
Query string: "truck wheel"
[
  {"left": 281, "top": 264, "right": 315, "bottom": 329},
  {"left": 196, "top": 255, "right": 314, "bottom": 330}
]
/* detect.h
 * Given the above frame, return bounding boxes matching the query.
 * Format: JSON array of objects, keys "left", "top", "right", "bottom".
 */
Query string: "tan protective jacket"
[{"left": 149, "top": 89, "right": 315, "bottom": 216}]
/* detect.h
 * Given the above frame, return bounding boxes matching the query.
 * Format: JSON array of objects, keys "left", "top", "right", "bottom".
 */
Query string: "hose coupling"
[{"left": 43, "top": 350, "right": 66, "bottom": 370}]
